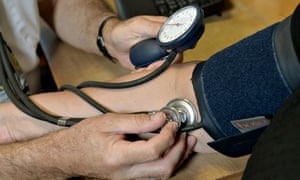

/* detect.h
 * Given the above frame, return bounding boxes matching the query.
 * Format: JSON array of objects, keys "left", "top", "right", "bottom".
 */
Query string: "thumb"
[{"left": 139, "top": 16, "right": 167, "bottom": 38}]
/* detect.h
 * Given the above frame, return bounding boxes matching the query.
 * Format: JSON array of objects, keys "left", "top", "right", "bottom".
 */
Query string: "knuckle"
[
  {"left": 127, "top": 17, "right": 142, "bottom": 27},
  {"left": 147, "top": 146, "right": 163, "bottom": 160},
  {"left": 162, "top": 127, "right": 176, "bottom": 144},
  {"left": 102, "top": 156, "right": 120, "bottom": 171}
]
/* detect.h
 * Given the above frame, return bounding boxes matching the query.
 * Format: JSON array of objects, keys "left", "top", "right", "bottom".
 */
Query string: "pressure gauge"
[
  {"left": 130, "top": 5, "right": 204, "bottom": 67},
  {"left": 158, "top": 5, "right": 203, "bottom": 50}
]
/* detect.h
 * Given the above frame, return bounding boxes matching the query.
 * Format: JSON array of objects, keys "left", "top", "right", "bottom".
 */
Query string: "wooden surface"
[{"left": 46, "top": 0, "right": 299, "bottom": 179}]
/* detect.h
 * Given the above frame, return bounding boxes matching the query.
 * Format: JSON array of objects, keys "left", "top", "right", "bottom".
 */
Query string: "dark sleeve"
[{"left": 242, "top": 85, "right": 300, "bottom": 180}]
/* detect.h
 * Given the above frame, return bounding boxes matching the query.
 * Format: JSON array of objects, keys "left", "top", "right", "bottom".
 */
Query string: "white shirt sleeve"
[{"left": 0, "top": 0, "right": 40, "bottom": 73}]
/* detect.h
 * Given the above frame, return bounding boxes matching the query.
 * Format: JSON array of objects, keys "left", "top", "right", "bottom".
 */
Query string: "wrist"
[
  {"left": 0, "top": 140, "right": 70, "bottom": 179},
  {"left": 97, "top": 16, "right": 120, "bottom": 61}
]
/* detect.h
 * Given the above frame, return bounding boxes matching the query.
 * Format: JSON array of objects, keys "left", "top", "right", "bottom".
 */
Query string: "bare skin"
[
  {"left": 0, "top": 112, "right": 196, "bottom": 179},
  {"left": 42, "top": 0, "right": 168, "bottom": 69},
  {"left": 0, "top": 0, "right": 207, "bottom": 178},
  {"left": 1, "top": 62, "right": 214, "bottom": 153}
]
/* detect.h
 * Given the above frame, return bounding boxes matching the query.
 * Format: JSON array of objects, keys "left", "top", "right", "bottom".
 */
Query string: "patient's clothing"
[{"left": 242, "top": 85, "right": 300, "bottom": 179}]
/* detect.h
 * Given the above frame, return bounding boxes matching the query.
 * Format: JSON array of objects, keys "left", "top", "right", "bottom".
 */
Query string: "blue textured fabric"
[{"left": 193, "top": 24, "right": 292, "bottom": 137}]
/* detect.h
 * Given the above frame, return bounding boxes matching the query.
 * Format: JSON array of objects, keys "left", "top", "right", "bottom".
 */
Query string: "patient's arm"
[
  {"left": 0, "top": 62, "right": 214, "bottom": 153},
  {"left": 0, "top": 103, "right": 64, "bottom": 143}
]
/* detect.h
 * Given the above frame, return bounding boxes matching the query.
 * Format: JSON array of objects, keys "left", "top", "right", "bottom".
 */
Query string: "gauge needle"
[{"left": 166, "top": 23, "right": 183, "bottom": 26}]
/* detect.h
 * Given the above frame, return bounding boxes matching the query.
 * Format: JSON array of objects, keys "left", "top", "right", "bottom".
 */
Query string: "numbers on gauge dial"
[{"left": 158, "top": 7, "right": 197, "bottom": 43}]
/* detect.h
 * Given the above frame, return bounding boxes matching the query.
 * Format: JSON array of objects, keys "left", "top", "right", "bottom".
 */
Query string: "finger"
[
  {"left": 173, "top": 53, "right": 183, "bottom": 63},
  {"left": 174, "top": 134, "right": 197, "bottom": 171},
  {"left": 161, "top": 133, "right": 188, "bottom": 172},
  {"left": 146, "top": 60, "right": 165, "bottom": 70},
  {"left": 100, "top": 112, "right": 167, "bottom": 134},
  {"left": 131, "top": 60, "right": 165, "bottom": 74},
  {"left": 135, "top": 16, "right": 167, "bottom": 37},
  {"left": 142, "top": 15, "right": 168, "bottom": 23},
  {"left": 125, "top": 133, "right": 189, "bottom": 179},
  {"left": 115, "top": 121, "right": 179, "bottom": 165},
  {"left": 133, "top": 134, "right": 196, "bottom": 178},
  {"left": 186, "top": 135, "right": 197, "bottom": 158}
]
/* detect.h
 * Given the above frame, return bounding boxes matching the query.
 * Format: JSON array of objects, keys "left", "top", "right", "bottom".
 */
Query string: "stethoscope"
[{"left": 0, "top": 5, "right": 204, "bottom": 132}]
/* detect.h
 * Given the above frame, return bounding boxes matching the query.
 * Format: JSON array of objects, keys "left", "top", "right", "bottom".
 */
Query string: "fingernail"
[
  {"left": 150, "top": 111, "right": 166, "bottom": 120},
  {"left": 171, "top": 121, "right": 179, "bottom": 131},
  {"left": 149, "top": 111, "right": 158, "bottom": 120},
  {"left": 150, "top": 111, "right": 163, "bottom": 121}
]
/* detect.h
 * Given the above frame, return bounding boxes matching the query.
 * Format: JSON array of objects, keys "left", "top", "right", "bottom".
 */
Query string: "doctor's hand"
[
  {"left": 55, "top": 113, "right": 196, "bottom": 179},
  {"left": 60, "top": 112, "right": 196, "bottom": 179},
  {"left": 0, "top": 112, "right": 196, "bottom": 179},
  {"left": 102, "top": 16, "right": 168, "bottom": 69}
]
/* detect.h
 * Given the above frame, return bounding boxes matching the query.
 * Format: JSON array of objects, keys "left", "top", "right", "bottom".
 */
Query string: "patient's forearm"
[
  {"left": 31, "top": 63, "right": 198, "bottom": 117},
  {"left": 1, "top": 63, "right": 194, "bottom": 143},
  {"left": 0, "top": 103, "right": 64, "bottom": 143},
  {"left": 1, "top": 62, "right": 214, "bottom": 152}
]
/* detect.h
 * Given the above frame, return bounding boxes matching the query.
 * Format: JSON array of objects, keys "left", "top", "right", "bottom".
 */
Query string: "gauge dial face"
[{"left": 158, "top": 6, "right": 198, "bottom": 44}]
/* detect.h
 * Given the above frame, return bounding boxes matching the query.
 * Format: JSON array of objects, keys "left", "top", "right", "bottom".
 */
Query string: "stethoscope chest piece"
[{"left": 160, "top": 98, "right": 200, "bottom": 131}]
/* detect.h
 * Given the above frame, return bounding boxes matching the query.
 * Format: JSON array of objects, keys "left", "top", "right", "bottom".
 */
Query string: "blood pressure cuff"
[
  {"left": 191, "top": 4, "right": 300, "bottom": 157},
  {"left": 192, "top": 62, "right": 273, "bottom": 157}
]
